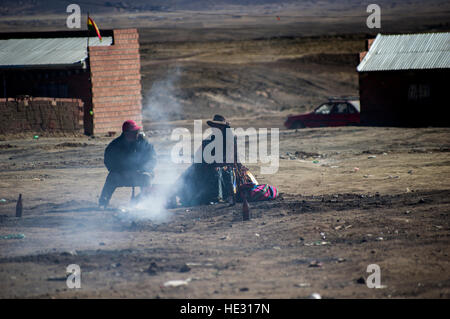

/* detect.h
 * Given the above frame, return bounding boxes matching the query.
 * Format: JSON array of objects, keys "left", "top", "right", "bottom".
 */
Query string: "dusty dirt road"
[{"left": 1, "top": 123, "right": 449, "bottom": 298}]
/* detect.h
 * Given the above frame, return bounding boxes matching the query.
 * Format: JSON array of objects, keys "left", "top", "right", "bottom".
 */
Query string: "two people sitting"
[
  {"left": 99, "top": 115, "right": 278, "bottom": 209},
  {"left": 98, "top": 116, "right": 236, "bottom": 208}
]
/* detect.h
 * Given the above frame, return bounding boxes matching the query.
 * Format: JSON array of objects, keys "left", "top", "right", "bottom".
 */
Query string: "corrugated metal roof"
[
  {"left": 357, "top": 32, "right": 450, "bottom": 72},
  {"left": 0, "top": 37, "right": 112, "bottom": 67}
]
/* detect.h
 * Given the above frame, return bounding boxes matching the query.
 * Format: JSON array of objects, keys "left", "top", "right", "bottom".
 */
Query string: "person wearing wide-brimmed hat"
[
  {"left": 205, "top": 114, "right": 237, "bottom": 165},
  {"left": 173, "top": 115, "right": 239, "bottom": 207},
  {"left": 206, "top": 114, "right": 230, "bottom": 128},
  {"left": 98, "top": 120, "right": 157, "bottom": 208}
]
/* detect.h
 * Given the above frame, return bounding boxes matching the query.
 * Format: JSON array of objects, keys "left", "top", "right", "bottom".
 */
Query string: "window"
[
  {"left": 348, "top": 104, "right": 356, "bottom": 114},
  {"left": 315, "top": 103, "right": 333, "bottom": 114},
  {"left": 408, "top": 84, "right": 430, "bottom": 100},
  {"left": 332, "top": 103, "right": 349, "bottom": 114}
]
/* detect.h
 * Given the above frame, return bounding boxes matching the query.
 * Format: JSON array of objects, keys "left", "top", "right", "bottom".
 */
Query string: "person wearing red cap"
[{"left": 99, "top": 120, "right": 156, "bottom": 208}]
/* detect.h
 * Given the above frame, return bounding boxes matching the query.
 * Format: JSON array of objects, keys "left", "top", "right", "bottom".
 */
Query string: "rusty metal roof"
[
  {"left": 357, "top": 32, "right": 450, "bottom": 72},
  {"left": 0, "top": 37, "right": 112, "bottom": 68}
]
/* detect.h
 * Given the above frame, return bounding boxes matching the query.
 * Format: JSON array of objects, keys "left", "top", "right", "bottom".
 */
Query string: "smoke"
[
  {"left": 121, "top": 170, "right": 177, "bottom": 224},
  {"left": 125, "top": 66, "right": 187, "bottom": 223},
  {"left": 142, "top": 66, "right": 182, "bottom": 123}
]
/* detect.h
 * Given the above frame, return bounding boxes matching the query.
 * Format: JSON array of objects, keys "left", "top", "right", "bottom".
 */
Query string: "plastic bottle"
[
  {"left": 16, "top": 194, "right": 22, "bottom": 218},
  {"left": 242, "top": 195, "right": 250, "bottom": 221}
]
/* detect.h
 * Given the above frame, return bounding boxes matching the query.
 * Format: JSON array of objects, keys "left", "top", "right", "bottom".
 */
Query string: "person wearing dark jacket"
[
  {"left": 174, "top": 115, "right": 238, "bottom": 206},
  {"left": 99, "top": 120, "right": 156, "bottom": 208}
]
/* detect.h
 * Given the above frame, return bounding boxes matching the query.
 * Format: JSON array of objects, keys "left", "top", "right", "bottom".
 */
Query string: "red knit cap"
[{"left": 122, "top": 120, "right": 142, "bottom": 132}]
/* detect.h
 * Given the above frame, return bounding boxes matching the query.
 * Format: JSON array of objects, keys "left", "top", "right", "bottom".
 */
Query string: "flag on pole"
[{"left": 87, "top": 15, "right": 102, "bottom": 42}]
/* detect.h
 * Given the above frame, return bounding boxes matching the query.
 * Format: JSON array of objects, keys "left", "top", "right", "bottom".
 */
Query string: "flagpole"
[{"left": 86, "top": 12, "right": 90, "bottom": 57}]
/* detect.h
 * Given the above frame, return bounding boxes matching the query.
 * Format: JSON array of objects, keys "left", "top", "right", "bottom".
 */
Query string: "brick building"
[
  {"left": 357, "top": 32, "right": 450, "bottom": 126},
  {"left": 0, "top": 29, "right": 142, "bottom": 135}
]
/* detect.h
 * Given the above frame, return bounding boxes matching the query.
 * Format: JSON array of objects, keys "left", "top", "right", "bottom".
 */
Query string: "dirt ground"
[
  {"left": 1, "top": 1, "right": 450, "bottom": 299},
  {"left": 138, "top": 33, "right": 363, "bottom": 122},
  {"left": 1, "top": 123, "right": 449, "bottom": 298}
]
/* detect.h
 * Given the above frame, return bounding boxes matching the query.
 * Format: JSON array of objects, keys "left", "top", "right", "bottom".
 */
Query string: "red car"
[{"left": 284, "top": 98, "right": 360, "bottom": 129}]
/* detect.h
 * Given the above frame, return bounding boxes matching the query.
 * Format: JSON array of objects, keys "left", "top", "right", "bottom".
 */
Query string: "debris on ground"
[
  {"left": 163, "top": 278, "right": 191, "bottom": 288},
  {"left": 294, "top": 283, "right": 311, "bottom": 288},
  {"left": 305, "top": 241, "right": 331, "bottom": 246},
  {"left": 146, "top": 262, "right": 160, "bottom": 275},
  {"left": 60, "top": 250, "right": 77, "bottom": 256},
  {"left": 0, "top": 233, "right": 25, "bottom": 240},
  {"left": 309, "top": 260, "right": 323, "bottom": 268},
  {"left": 309, "top": 293, "right": 322, "bottom": 299},
  {"left": 179, "top": 264, "right": 191, "bottom": 273}
]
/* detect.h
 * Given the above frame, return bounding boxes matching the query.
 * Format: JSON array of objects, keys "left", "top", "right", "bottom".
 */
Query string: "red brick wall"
[
  {"left": 0, "top": 69, "right": 93, "bottom": 135},
  {"left": 89, "top": 28, "right": 142, "bottom": 135},
  {"left": 367, "top": 38, "right": 375, "bottom": 50},
  {"left": 359, "top": 51, "right": 367, "bottom": 62},
  {"left": 0, "top": 97, "right": 83, "bottom": 134}
]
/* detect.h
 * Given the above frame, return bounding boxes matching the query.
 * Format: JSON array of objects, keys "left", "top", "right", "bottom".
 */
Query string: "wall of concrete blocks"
[
  {"left": 89, "top": 28, "right": 143, "bottom": 135},
  {"left": 0, "top": 97, "right": 83, "bottom": 134}
]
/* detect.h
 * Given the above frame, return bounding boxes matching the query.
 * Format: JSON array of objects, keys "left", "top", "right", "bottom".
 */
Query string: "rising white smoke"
[
  {"left": 123, "top": 66, "right": 188, "bottom": 223},
  {"left": 143, "top": 66, "right": 182, "bottom": 123}
]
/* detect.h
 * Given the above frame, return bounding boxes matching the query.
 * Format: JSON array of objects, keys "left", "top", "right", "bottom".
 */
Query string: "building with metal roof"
[
  {"left": 0, "top": 29, "right": 142, "bottom": 135},
  {"left": 357, "top": 32, "right": 450, "bottom": 72},
  {"left": 0, "top": 37, "right": 112, "bottom": 68},
  {"left": 357, "top": 32, "right": 450, "bottom": 126}
]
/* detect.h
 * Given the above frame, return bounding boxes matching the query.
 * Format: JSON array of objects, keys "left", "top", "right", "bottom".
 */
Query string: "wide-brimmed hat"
[{"left": 207, "top": 114, "right": 230, "bottom": 128}]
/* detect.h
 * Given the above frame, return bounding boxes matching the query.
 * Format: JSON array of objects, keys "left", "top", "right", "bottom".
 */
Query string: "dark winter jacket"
[
  {"left": 104, "top": 133, "right": 156, "bottom": 173},
  {"left": 197, "top": 127, "right": 239, "bottom": 166}
]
